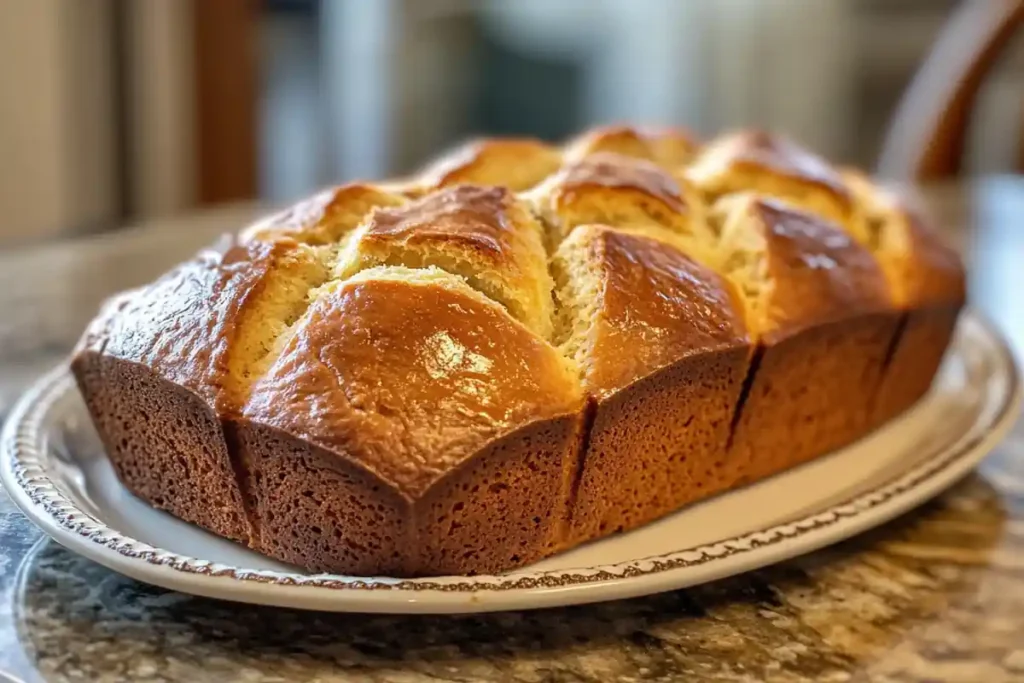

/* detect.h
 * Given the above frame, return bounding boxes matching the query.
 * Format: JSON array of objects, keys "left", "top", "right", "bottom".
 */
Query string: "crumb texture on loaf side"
[
  {"left": 234, "top": 423, "right": 415, "bottom": 575},
  {"left": 71, "top": 123, "right": 967, "bottom": 577},
  {"left": 73, "top": 353, "right": 254, "bottom": 544}
]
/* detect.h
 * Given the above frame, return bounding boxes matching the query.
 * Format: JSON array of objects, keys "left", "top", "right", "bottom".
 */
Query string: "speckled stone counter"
[{"left": 0, "top": 183, "right": 1022, "bottom": 683}]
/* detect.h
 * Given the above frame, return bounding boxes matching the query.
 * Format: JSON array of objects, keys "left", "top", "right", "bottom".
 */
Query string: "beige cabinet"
[
  {"left": 0, "top": 0, "right": 118, "bottom": 244},
  {"left": 0, "top": 0, "right": 226, "bottom": 246}
]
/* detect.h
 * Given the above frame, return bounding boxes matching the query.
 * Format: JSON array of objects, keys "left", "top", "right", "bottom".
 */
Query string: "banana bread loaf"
[{"left": 71, "top": 126, "right": 966, "bottom": 577}]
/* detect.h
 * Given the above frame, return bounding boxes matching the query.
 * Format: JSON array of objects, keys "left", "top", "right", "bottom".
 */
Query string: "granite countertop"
[{"left": 0, "top": 183, "right": 1022, "bottom": 683}]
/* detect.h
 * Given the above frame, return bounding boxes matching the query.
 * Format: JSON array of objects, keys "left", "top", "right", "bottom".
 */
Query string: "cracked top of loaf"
[{"left": 77, "top": 126, "right": 966, "bottom": 500}]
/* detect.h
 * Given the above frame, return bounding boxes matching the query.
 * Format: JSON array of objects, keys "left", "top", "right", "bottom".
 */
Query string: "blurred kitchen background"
[{"left": 2, "top": 0, "right": 1022, "bottom": 245}]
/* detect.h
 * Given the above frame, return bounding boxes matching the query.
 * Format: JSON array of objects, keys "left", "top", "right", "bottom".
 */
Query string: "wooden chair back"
[{"left": 879, "top": 0, "right": 1024, "bottom": 180}]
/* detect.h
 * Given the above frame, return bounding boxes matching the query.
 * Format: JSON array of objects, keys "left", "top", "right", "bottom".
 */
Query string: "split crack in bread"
[{"left": 71, "top": 126, "right": 966, "bottom": 577}]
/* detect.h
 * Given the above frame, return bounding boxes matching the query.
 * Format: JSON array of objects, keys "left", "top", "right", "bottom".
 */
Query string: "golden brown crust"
[
  {"left": 843, "top": 172, "right": 966, "bottom": 310},
  {"left": 243, "top": 273, "right": 582, "bottom": 500},
  {"left": 356, "top": 185, "right": 530, "bottom": 259},
  {"left": 897, "top": 211, "right": 966, "bottom": 308},
  {"left": 236, "top": 411, "right": 581, "bottom": 577},
  {"left": 725, "top": 313, "right": 901, "bottom": 484},
  {"left": 643, "top": 125, "right": 701, "bottom": 167},
  {"left": 87, "top": 242, "right": 277, "bottom": 410},
  {"left": 553, "top": 226, "right": 752, "bottom": 544},
  {"left": 876, "top": 207, "right": 965, "bottom": 423},
  {"left": 722, "top": 197, "right": 894, "bottom": 341},
  {"left": 71, "top": 124, "right": 966, "bottom": 578},
  {"left": 572, "top": 226, "right": 749, "bottom": 395},
  {"left": 412, "top": 413, "right": 581, "bottom": 575},
  {"left": 690, "top": 131, "right": 855, "bottom": 231},
  {"left": 336, "top": 185, "right": 555, "bottom": 337},
  {"left": 872, "top": 308, "right": 960, "bottom": 426},
  {"left": 69, "top": 241, "right": 330, "bottom": 548},
  {"left": 551, "top": 153, "right": 687, "bottom": 213},
  {"left": 564, "top": 124, "right": 699, "bottom": 168},
  {"left": 839, "top": 175, "right": 966, "bottom": 427},
  {"left": 240, "top": 184, "right": 405, "bottom": 245},
  {"left": 416, "top": 137, "right": 563, "bottom": 192},
  {"left": 73, "top": 288, "right": 140, "bottom": 357},
  {"left": 692, "top": 130, "right": 850, "bottom": 198},
  {"left": 761, "top": 198, "right": 893, "bottom": 336},
  {"left": 716, "top": 196, "right": 903, "bottom": 484},
  {"left": 529, "top": 153, "right": 707, "bottom": 247},
  {"left": 86, "top": 239, "right": 329, "bottom": 415}
]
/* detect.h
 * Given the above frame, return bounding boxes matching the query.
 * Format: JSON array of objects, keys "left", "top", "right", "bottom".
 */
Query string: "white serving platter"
[{"left": 2, "top": 311, "right": 1018, "bottom": 614}]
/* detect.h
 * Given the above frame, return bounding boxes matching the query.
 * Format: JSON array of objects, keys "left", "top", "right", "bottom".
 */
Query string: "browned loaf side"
[{"left": 71, "top": 125, "right": 967, "bottom": 577}]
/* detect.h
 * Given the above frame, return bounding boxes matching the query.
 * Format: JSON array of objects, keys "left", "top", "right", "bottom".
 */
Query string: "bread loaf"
[{"left": 71, "top": 127, "right": 966, "bottom": 577}]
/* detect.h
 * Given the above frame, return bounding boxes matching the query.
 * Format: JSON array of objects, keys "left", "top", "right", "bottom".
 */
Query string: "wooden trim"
[
  {"left": 879, "top": 0, "right": 1024, "bottom": 180},
  {"left": 191, "top": 0, "right": 259, "bottom": 204},
  {"left": 120, "top": 0, "right": 197, "bottom": 219},
  {"left": 1018, "top": 99, "right": 1024, "bottom": 173}
]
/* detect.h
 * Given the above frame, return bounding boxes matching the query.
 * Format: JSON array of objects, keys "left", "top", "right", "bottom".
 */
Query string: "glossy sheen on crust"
[
  {"left": 529, "top": 153, "right": 704, "bottom": 247},
  {"left": 897, "top": 210, "right": 967, "bottom": 308},
  {"left": 561, "top": 227, "right": 753, "bottom": 542},
  {"left": 356, "top": 185, "right": 535, "bottom": 259},
  {"left": 857, "top": 185, "right": 966, "bottom": 427},
  {"left": 842, "top": 171, "right": 966, "bottom": 310},
  {"left": 720, "top": 201, "right": 902, "bottom": 492},
  {"left": 751, "top": 199, "right": 893, "bottom": 341},
  {"left": 70, "top": 125, "right": 966, "bottom": 578},
  {"left": 577, "top": 227, "right": 749, "bottom": 395},
  {"left": 872, "top": 188, "right": 966, "bottom": 309},
  {"left": 243, "top": 275, "right": 582, "bottom": 500},
  {"left": 417, "top": 138, "right": 563, "bottom": 192},
  {"left": 85, "top": 242, "right": 287, "bottom": 411},
  {"left": 340, "top": 185, "right": 554, "bottom": 336},
  {"left": 689, "top": 131, "right": 853, "bottom": 221},
  {"left": 564, "top": 124, "right": 699, "bottom": 167},
  {"left": 240, "top": 184, "right": 406, "bottom": 245},
  {"left": 75, "top": 288, "right": 141, "bottom": 354},
  {"left": 546, "top": 153, "right": 688, "bottom": 214}
]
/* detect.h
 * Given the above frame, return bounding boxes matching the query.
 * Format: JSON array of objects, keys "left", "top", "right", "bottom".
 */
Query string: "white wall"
[{"left": 480, "top": 0, "right": 857, "bottom": 158}]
